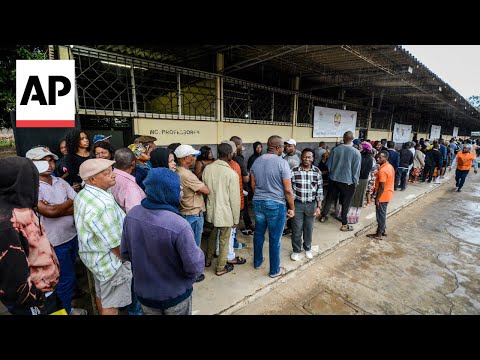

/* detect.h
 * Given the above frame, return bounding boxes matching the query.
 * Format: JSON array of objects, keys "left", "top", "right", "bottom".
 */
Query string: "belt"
[
  {"left": 185, "top": 212, "right": 203, "bottom": 217},
  {"left": 295, "top": 199, "right": 315, "bottom": 204}
]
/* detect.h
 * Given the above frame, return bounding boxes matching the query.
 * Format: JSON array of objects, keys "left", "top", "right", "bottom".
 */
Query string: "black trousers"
[{"left": 321, "top": 180, "right": 356, "bottom": 226}]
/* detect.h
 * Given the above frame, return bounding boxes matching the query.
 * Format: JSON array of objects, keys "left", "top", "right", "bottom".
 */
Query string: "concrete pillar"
[
  {"left": 292, "top": 76, "right": 300, "bottom": 139},
  {"left": 216, "top": 52, "right": 224, "bottom": 143}
]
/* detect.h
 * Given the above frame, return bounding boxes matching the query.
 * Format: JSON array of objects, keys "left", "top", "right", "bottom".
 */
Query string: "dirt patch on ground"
[{"left": 0, "top": 147, "right": 17, "bottom": 159}]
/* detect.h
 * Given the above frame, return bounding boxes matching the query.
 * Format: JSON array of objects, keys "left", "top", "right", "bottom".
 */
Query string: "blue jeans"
[
  {"left": 128, "top": 277, "right": 144, "bottom": 315},
  {"left": 253, "top": 200, "right": 286, "bottom": 276},
  {"left": 54, "top": 236, "right": 79, "bottom": 314},
  {"left": 185, "top": 213, "right": 204, "bottom": 247}
]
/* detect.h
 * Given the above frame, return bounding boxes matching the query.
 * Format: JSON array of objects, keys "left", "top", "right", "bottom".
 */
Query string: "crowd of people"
[{"left": 0, "top": 129, "right": 478, "bottom": 315}]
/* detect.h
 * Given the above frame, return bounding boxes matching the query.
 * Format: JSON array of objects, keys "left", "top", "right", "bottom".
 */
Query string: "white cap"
[
  {"left": 174, "top": 144, "right": 201, "bottom": 158},
  {"left": 32, "top": 160, "right": 49, "bottom": 173},
  {"left": 26, "top": 147, "right": 59, "bottom": 161},
  {"left": 284, "top": 139, "right": 296, "bottom": 146},
  {"left": 79, "top": 159, "right": 115, "bottom": 180}
]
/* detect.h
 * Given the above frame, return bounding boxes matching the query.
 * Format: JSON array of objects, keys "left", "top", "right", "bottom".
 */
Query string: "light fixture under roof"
[{"left": 101, "top": 60, "right": 148, "bottom": 71}]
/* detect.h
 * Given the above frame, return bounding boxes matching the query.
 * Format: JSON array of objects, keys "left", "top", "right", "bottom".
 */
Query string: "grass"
[{"left": 0, "top": 139, "right": 15, "bottom": 147}]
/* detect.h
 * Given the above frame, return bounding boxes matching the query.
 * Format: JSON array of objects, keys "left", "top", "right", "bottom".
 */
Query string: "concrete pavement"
[
  {"left": 193, "top": 169, "right": 459, "bottom": 314},
  {"left": 233, "top": 170, "right": 480, "bottom": 315}
]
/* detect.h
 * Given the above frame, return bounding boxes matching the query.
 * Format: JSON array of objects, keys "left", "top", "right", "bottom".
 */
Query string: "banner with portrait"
[
  {"left": 430, "top": 125, "right": 441, "bottom": 140},
  {"left": 453, "top": 127, "right": 459, "bottom": 138},
  {"left": 392, "top": 123, "right": 412, "bottom": 143},
  {"left": 313, "top": 106, "right": 357, "bottom": 138}
]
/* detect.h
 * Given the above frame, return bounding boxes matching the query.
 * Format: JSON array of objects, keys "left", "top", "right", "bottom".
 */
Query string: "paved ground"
[
  {"left": 233, "top": 172, "right": 480, "bottom": 315},
  {"left": 2, "top": 159, "right": 478, "bottom": 315}
]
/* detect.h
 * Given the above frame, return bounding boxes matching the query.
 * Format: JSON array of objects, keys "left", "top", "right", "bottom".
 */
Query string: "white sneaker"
[
  {"left": 69, "top": 307, "right": 88, "bottom": 315},
  {"left": 305, "top": 250, "right": 313, "bottom": 259},
  {"left": 290, "top": 252, "right": 301, "bottom": 261}
]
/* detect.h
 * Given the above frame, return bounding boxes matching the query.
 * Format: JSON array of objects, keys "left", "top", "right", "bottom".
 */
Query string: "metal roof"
[{"left": 91, "top": 44, "right": 480, "bottom": 132}]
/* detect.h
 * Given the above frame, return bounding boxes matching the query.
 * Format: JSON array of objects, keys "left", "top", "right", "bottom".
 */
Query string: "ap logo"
[{"left": 16, "top": 60, "right": 75, "bottom": 128}]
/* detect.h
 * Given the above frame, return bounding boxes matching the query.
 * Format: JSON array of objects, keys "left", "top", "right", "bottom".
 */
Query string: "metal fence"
[{"left": 71, "top": 46, "right": 390, "bottom": 130}]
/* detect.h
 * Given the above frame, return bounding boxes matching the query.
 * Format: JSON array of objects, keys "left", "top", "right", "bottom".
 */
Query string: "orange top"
[
  {"left": 228, "top": 160, "right": 244, "bottom": 210},
  {"left": 375, "top": 162, "right": 395, "bottom": 203},
  {"left": 455, "top": 152, "right": 476, "bottom": 171}
]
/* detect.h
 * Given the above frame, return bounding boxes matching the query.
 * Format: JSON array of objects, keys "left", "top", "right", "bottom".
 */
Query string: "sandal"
[
  {"left": 227, "top": 256, "right": 247, "bottom": 265},
  {"left": 216, "top": 263, "right": 234, "bottom": 276},
  {"left": 319, "top": 215, "right": 328, "bottom": 223},
  {"left": 340, "top": 225, "right": 354, "bottom": 231},
  {"left": 269, "top": 267, "right": 286, "bottom": 278}
]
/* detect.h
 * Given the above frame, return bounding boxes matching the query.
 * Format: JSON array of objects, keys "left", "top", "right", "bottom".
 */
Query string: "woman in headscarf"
[
  {"left": 150, "top": 148, "right": 176, "bottom": 171},
  {"left": 366, "top": 148, "right": 379, "bottom": 207},
  {"left": 411, "top": 143, "right": 425, "bottom": 183},
  {"left": 247, "top": 141, "right": 263, "bottom": 170},
  {"left": 128, "top": 143, "right": 151, "bottom": 191}
]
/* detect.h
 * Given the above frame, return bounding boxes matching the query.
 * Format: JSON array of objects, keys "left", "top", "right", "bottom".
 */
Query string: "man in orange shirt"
[
  {"left": 449, "top": 144, "right": 478, "bottom": 192},
  {"left": 367, "top": 151, "right": 395, "bottom": 240}
]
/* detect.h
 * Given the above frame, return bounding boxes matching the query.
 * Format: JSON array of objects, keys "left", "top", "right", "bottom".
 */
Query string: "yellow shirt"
[{"left": 177, "top": 166, "right": 206, "bottom": 215}]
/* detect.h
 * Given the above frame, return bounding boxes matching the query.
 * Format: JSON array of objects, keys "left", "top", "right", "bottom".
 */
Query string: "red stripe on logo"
[{"left": 16, "top": 120, "right": 75, "bottom": 128}]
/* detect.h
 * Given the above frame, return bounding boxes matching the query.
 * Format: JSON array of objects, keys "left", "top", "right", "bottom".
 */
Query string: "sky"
[{"left": 402, "top": 45, "right": 480, "bottom": 100}]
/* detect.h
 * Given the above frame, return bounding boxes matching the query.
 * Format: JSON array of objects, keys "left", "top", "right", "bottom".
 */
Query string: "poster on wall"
[
  {"left": 392, "top": 123, "right": 412, "bottom": 143},
  {"left": 453, "top": 127, "right": 459, "bottom": 138},
  {"left": 313, "top": 106, "right": 357, "bottom": 138},
  {"left": 430, "top": 125, "right": 441, "bottom": 140}
]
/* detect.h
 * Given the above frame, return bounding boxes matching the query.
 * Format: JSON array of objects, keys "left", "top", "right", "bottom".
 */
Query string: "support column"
[
  {"left": 388, "top": 105, "right": 395, "bottom": 141},
  {"left": 367, "top": 91, "right": 374, "bottom": 130},
  {"left": 131, "top": 63, "right": 138, "bottom": 117},
  {"left": 177, "top": 73, "right": 182, "bottom": 117},
  {"left": 216, "top": 52, "right": 224, "bottom": 143},
  {"left": 291, "top": 76, "right": 299, "bottom": 139}
]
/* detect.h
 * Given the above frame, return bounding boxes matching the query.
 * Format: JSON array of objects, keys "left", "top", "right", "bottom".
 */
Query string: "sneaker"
[
  {"left": 457, "top": 188, "right": 462, "bottom": 192},
  {"left": 305, "top": 250, "right": 313, "bottom": 259},
  {"left": 69, "top": 307, "right": 88, "bottom": 315},
  {"left": 290, "top": 252, "right": 300, "bottom": 261}
]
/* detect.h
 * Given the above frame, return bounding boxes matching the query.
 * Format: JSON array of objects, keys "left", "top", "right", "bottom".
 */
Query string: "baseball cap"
[
  {"left": 79, "top": 159, "right": 115, "bottom": 180},
  {"left": 174, "top": 144, "right": 201, "bottom": 158},
  {"left": 32, "top": 160, "right": 49, "bottom": 173},
  {"left": 284, "top": 139, "right": 296, "bottom": 146},
  {"left": 93, "top": 134, "right": 112, "bottom": 144},
  {"left": 26, "top": 147, "right": 59, "bottom": 161},
  {"left": 220, "top": 140, "right": 237, "bottom": 155}
]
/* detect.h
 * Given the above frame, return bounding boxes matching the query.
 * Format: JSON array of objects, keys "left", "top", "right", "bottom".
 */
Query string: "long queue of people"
[{"left": 1, "top": 130, "right": 478, "bottom": 315}]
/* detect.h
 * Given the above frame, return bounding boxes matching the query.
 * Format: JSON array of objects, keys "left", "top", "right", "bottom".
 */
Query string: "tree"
[
  {"left": 468, "top": 95, "right": 480, "bottom": 110},
  {"left": 0, "top": 46, "right": 48, "bottom": 129}
]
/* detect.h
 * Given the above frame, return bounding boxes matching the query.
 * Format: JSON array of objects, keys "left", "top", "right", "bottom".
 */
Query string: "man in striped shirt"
[
  {"left": 290, "top": 148, "right": 323, "bottom": 261},
  {"left": 74, "top": 159, "right": 132, "bottom": 315}
]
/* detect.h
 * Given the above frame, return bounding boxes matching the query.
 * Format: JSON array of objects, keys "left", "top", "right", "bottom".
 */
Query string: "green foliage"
[
  {"left": 468, "top": 95, "right": 480, "bottom": 109},
  {"left": 0, "top": 46, "right": 48, "bottom": 129}
]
